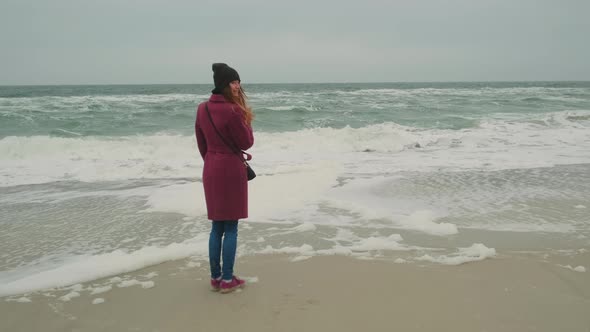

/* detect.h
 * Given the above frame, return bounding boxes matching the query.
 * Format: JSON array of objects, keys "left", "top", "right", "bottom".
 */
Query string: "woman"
[{"left": 195, "top": 63, "right": 254, "bottom": 294}]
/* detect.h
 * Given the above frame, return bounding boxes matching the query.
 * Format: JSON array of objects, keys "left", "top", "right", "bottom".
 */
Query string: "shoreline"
[{"left": 1, "top": 253, "right": 589, "bottom": 332}]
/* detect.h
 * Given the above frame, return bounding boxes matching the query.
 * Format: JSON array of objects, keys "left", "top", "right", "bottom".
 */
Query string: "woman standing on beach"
[{"left": 195, "top": 63, "right": 254, "bottom": 294}]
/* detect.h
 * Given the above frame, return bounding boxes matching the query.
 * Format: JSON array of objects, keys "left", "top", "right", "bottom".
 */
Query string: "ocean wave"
[
  {"left": 1, "top": 111, "right": 589, "bottom": 187},
  {"left": 0, "top": 94, "right": 208, "bottom": 120},
  {"left": 3, "top": 86, "right": 586, "bottom": 108},
  {"left": 0, "top": 93, "right": 209, "bottom": 105},
  {"left": 328, "top": 86, "right": 590, "bottom": 97},
  {"left": 263, "top": 105, "right": 318, "bottom": 112}
]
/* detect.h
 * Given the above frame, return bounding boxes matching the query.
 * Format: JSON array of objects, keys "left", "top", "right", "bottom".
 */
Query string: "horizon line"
[{"left": 1, "top": 79, "right": 590, "bottom": 87}]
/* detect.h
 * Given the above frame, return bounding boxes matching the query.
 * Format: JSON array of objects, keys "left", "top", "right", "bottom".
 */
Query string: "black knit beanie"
[{"left": 212, "top": 63, "right": 240, "bottom": 94}]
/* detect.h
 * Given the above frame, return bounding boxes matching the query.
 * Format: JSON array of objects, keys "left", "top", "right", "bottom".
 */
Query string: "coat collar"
[{"left": 209, "top": 94, "right": 227, "bottom": 103}]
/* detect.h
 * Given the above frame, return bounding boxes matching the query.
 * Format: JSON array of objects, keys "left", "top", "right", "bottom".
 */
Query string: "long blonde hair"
[{"left": 222, "top": 86, "right": 254, "bottom": 125}]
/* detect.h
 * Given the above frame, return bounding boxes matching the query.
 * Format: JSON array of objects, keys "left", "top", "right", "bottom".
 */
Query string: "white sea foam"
[
  {"left": 0, "top": 235, "right": 208, "bottom": 297},
  {"left": 89, "top": 285, "right": 112, "bottom": 295},
  {"left": 397, "top": 211, "right": 458, "bottom": 236},
  {"left": 121, "top": 238, "right": 136, "bottom": 244},
  {"left": 140, "top": 161, "right": 340, "bottom": 222},
  {"left": 67, "top": 284, "right": 84, "bottom": 292},
  {"left": 264, "top": 105, "right": 318, "bottom": 112},
  {"left": 260, "top": 244, "right": 315, "bottom": 255},
  {"left": 291, "top": 256, "right": 312, "bottom": 262},
  {"left": 92, "top": 298, "right": 105, "bottom": 304},
  {"left": 348, "top": 234, "right": 406, "bottom": 251},
  {"left": 315, "top": 246, "right": 356, "bottom": 256},
  {"left": 0, "top": 93, "right": 208, "bottom": 109},
  {"left": 143, "top": 182, "right": 207, "bottom": 217},
  {"left": 59, "top": 291, "right": 80, "bottom": 302},
  {"left": 247, "top": 162, "right": 340, "bottom": 222},
  {"left": 320, "top": 176, "right": 456, "bottom": 235},
  {"left": 117, "top": 279, "right": 155, "bottom": 289},
  {"left": 322, "top": 176, "right": 427, "bottom": 218},
  {"left": 258, "top": 233, "right": 408, "bottom": 258},
  {"left": 2, "top": 110, "right": 589, "bottom": 187},
  {"left": 415, "top": 243, "right": 496, "bottom": 265},
  {"left": 291, "top": 222, "right": 317, "bottom": 232},
  {"left": 559, "top": 265, "right": 586, "bottom": 273},
  {"left": 458, "top": 222, "right": 577, "bottom": 234},
  {"left": 0, "top": 134, "right": 201, "bottom": 187},
  {"left": 5, "top": 296, "right": 32, "bottom": 303},
  {"left": 332, "top": 87, "right": 589, "bottom": 97},
  {"left": 266, "top": 106, "right": 297, "bottom": 111}
]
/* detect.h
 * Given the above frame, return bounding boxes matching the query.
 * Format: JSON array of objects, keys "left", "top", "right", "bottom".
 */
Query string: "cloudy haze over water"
[{"left": 1, "top": 0, "right": 589, "bottom": 85}]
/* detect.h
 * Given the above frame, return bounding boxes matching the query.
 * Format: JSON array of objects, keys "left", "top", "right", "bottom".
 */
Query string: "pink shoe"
[
  {"left": 210, "top": 277, "right": 221, "bottom": 291},
  {"left": 220, "top": 276, "right": 246, "bottom": 294}
]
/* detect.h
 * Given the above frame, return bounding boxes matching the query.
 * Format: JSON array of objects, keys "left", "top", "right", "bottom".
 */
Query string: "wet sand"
[{"left": 1, "top": 253, "right": 589, "bottom": 332}]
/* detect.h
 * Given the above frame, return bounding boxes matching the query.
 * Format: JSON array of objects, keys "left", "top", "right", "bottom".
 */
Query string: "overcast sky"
[{"left": 1, "top": 0, "right": 589, "bottom": 85}]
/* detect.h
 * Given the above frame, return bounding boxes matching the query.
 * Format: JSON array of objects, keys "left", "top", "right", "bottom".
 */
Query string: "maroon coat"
[{"left": 195, "top": 94, "right": 254, "bottom": 221}]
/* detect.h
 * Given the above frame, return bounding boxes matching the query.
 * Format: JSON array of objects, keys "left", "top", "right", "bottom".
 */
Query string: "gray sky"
[{"left": 1, "top": 0, "right": 589, "bottom": 84}]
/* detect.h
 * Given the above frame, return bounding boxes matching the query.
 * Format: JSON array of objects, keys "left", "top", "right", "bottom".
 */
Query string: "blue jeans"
[{"left": 209, "top": 220, "right": 238, "bottom": 281}]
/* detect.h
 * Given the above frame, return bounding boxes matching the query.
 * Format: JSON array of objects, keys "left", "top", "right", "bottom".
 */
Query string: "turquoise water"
[{"left": 2, "top": 82, "right": 590, "bottom": 137}]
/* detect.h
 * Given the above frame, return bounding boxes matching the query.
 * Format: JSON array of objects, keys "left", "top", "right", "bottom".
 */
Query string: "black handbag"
[
  {"left": 245, "top": 162, "right": 256, "bottom": 181},
  {"left": 204, "top": 103, "right": 256, "bottom": 181}
]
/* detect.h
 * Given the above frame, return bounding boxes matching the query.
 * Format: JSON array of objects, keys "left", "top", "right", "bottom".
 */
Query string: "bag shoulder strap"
[{"left": 204, "top": 102, "right": 245, "bottom": 162}]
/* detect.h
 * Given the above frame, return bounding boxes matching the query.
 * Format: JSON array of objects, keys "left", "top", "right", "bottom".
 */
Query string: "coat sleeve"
[
  {"left": 228, "top": 113, "right": 254, "bottom": 151},
  {"left": 195, "top": 106, "right": 208, "bottom": 160}
]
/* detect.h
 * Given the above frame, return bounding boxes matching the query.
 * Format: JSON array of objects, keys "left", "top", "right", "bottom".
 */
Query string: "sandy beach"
[{"left": 1, "top": 252, "right": 589, "bottom": 332}]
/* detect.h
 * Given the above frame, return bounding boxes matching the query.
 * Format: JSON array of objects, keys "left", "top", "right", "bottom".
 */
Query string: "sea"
[{"left": 1, "top": 82, "right": 589, "bottom": 297}]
